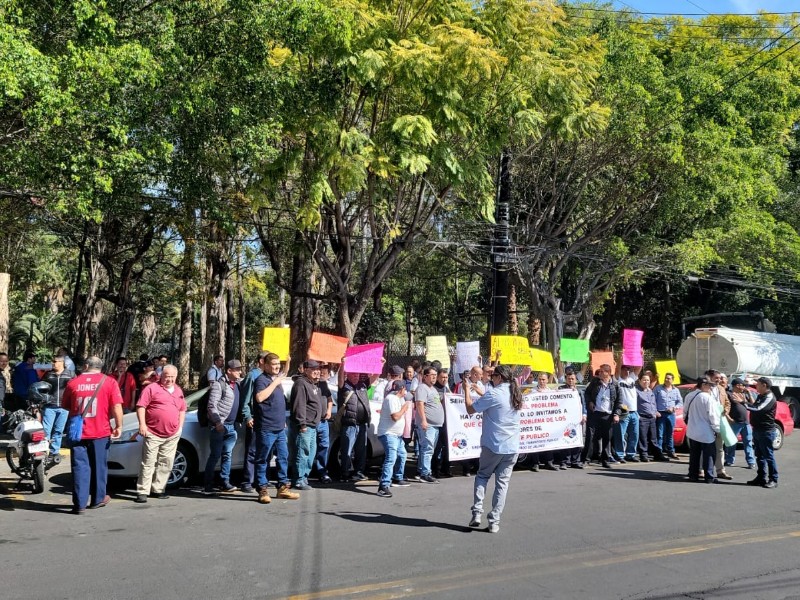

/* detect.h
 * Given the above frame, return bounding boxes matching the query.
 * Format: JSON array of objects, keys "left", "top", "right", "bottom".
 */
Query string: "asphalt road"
[{"left": 2, "top": 438, "right": 799, "bottom": 600}]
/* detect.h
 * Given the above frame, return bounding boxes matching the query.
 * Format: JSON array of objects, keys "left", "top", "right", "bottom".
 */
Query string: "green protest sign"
[{"left": 560, "top": 338, "right": 589, "bottom": 363}]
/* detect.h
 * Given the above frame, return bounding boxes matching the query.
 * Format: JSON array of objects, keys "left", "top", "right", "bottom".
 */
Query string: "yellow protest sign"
[
  {"left": 490, "top": 335, "right": 531, "bottom": 365},
  {"left": 425, "top": 336, "right": 450, "bottom": 369},
  {"left": 261, "top": 327, "right": 290, "bottom": 360},
  {"left": 530, "top": 348, "right": 555, "bottom": 374},
  {"left": 655, "top": 360, "right": 681, "bottom": 385}
]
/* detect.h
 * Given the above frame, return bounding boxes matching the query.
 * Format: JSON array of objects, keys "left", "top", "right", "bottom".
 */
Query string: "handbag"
[{"left": 66, "top": 375, "right": 107, "bottom": 445}]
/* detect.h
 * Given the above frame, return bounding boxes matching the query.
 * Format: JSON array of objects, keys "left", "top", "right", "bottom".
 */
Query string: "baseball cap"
[
  {"left": 390, "top": 365, "right": 404, "bottom": 376},
  {"left": 731, "top": 377, "right": 745, "bottom": 386},
  {"left": 304, "top": 360, "right": 321, "bottom": 369},
  {"left": 227, "top": 359, "right": 243, "bottom": 369}
]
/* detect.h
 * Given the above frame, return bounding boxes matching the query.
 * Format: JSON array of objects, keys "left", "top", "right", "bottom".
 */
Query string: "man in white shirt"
[
  {"left": 614, "top": 364, "right": 641, "bottom": 463},
  {"left": 376, "top": 381, "right": 412, "bottom": 497},
  {"left": 685, "top": 378, "right": 721, "bottom": 483}
]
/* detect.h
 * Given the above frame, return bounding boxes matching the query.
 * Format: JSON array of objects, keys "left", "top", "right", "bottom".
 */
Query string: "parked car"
[{"left": 674, "top": 384, "right": 793, "bottom": 450}]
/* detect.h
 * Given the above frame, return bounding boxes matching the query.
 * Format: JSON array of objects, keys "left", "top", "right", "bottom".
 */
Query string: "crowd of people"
[{"left": 0, "top": 347, "right": 782, "bottom": 528}]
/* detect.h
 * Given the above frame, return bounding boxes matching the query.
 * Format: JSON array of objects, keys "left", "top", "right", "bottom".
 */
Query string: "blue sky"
[{"left": 611, "top": 0, "right": 798, "bottom": 15}]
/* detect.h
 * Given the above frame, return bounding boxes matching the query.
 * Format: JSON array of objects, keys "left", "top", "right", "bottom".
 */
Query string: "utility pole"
[{"left": 490, "top": 152, "right": 511, "bottom": 336}]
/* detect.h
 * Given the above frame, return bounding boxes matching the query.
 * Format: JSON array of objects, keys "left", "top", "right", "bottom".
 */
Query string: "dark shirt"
[
  {"left": 291, "top": 376, "right": 324, "bottom": 428},
  {"left": 254, "top": 373, "right": 286, "bottom": 431},
  {"left": 226, "top": 382, "right": 240, "bottom": 424}
]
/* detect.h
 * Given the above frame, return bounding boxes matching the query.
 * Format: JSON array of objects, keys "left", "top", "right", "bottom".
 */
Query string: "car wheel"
[
  {"left": 772, "top": 426, "right": 784, "bottom": 451},
  {"left": 783, "top": 396, "right": 800, "bottom": 428},
  {"left": 167, "top": 441, "right": 197, "bottom": 489}
]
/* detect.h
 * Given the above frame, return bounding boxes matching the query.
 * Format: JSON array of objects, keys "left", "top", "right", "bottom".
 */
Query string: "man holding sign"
[{"left": 465, "top": 364, "right": 522, "bottom": 534}]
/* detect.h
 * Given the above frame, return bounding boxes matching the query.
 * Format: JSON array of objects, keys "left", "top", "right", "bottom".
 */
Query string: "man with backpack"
[{"left": 203, "top": 359, "right": 252, "bottom": 494}]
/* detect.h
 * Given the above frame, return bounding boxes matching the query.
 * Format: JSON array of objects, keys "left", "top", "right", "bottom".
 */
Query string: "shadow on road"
[{"left": 322, "top": 510, "right": 474, "bottom": 532}]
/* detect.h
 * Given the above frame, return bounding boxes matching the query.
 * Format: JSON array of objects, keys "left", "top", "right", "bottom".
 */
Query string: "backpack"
[{"left": 196, "top": 379, "right": 220, "bottom": 427}]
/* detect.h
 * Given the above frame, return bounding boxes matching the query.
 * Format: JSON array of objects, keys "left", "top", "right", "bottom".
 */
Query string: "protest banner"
[
  {"left": 560, "top": 338, "right": 590, "bottom": 363},
  {"left": 490, "top": 335, "right": 531, "bottom": 365},
  {"left": 261, "top": 327, "right": 290, "bottom": 360},
  {"left": 655, "top": 360, "right": 681, "bottom": 385},
  {"left": 344, "top": 342, "right": 385, "bottom": 374},
  {"left": 590, "top": 351, "right": 616, "bottom": 375},
  {"left": 443, "top": 393, "right": 482, "bottom": 461},
  {"left": 425, "top": 335, "right": 451, "bottom": 369},
  {"left": 307, "top": 332, "right": 349, "bottom": 364},
  {"left": 530, "top": 348, "right": 555, "bottom": 374},
  {"left": 454, "top": 341, "right": 480, "bottom": 377},
  {"left": 622, "top": 329, "right": 644, "bottom": 366},
  {"left": 518, "top": 389, "right": 584, "bottom": 453}
]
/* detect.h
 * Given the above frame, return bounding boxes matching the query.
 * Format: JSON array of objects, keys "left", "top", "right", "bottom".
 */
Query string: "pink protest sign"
[
  {"left": 622, "top": 329, "right": 644, "bottom": 367},
  {"left": 344, "top": 343, "right": 385, "bottom": 374}
]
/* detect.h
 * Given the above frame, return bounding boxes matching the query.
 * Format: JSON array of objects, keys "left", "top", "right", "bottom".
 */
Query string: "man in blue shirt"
[
  {"left": 253, "top": 353, "right": 299, "bottom": 503},
  {"left": 654, "top": 372, "right": 682, "bottom": 459},
  {"left": 12, "top": 352, "right": 39, "bottom": 409}
]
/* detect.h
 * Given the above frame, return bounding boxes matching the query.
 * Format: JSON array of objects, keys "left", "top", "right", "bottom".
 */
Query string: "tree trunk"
[
  {"left": 528, "top": 316, "right": 541, "bottom": 347},
  {"left": 406, "top": 305, "right": 414, "bottom": 355},
  {"left": 238, "top": 268, "right": 246, "bottom": 364},
  {"left": 203, "top": 250, "right": 229, "bottom": 366},
  {"left": 103, "top": 304, "right": 136, "bottom": 367},
  {"left": 178, "top": 298, "right": 192, "bottom": 387},
  {"left": 508, "top": 284, "right": 518, "bottom": 335},
  {"left": 0, "top": 273, "right": 9, "bottom": 351}
]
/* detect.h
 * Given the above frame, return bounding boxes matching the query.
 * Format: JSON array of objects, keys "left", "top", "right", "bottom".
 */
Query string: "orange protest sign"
[
  {"left": 308, "top": 332, "right": 349, "bottom": 364},
  {"left": 590, "top": 351, "right": 616, "bottom": 376}
]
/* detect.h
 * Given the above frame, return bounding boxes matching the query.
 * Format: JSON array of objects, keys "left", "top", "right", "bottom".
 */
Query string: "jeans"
[
  {"left": 614, "top": 411, "right": 639, "bottom": 459},
  {"left": 724, "top": 422, "right": 755, "bottom": 466},
  {"left": 255, "top": 427, "right": 289, "bottom": 488},
  {"left": 416, "top": 424, "right": 440, "bottom": 477},
  {"left": 241, "top": 424, "right": 257, "bottom": 486},
  {"left": 472, "top": 448, "right": 517, "bottom": 526},
  {"left": 752, "top": 429, "right": 778, "bottom": 483},
  {"left": 656, "top": 411, "right": 676, "bottom": 454},
  {"left": 42, "top": 406, "right": 69, "bottom": 455},
  {"left": 204, "top": 423, "right": 237, "bottom": 486},
  {"left": 379, "top": 434, "right": 407, "bottom": 487},
  {"left": 340, "top": 423, "right": 367, "bottom": 478},
  {"left": 688, "top": 438, "right": 716, "bottom": 481},
  {"left": 314, "top": 420, "right": 331, "bottom": 477},
  {"left": 70, "top": 437, "right": 110, "bottom": 510},
  {"left": 289, "top": 422, "right": 317, "bottom": 486},
  {"left": 432, "top": 421, "right": 450, "bottom": 476}
]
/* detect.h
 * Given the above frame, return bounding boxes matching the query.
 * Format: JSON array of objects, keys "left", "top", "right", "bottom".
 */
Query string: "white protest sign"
[
  {"left": 519, "top": 389, "right": 584, "bottom": 453},
  {"left": 454, "top": 341, "right": 480, "bottom": 378},
  {"left": 443, "top": 393, "right": 483, "bottom": 461}
]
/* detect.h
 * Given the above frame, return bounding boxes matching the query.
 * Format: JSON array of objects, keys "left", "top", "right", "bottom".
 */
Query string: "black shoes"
[{"left": 135, "top": 494, "right": 148, "bottom": 503}]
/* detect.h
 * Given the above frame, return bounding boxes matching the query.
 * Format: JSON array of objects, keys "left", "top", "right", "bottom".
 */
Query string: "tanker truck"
[{"left": 676, "top": 326, "right": 800, "bottom": 426}]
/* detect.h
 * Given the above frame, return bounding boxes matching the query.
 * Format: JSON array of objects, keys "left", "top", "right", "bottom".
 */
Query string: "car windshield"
[{"left": 185, "top": 387, "right": 209, "bottom": 412}]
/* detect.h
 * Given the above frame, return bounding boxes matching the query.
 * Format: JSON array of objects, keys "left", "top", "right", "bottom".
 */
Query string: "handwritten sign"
[
  {"left": 622, "top": 329, "right": 644, "bottom": 367},
  {"left": 307, "top": 332, "right": 349, "bottom": 364},
  {"left": 344, "top": 343, "right": 385, "bottom": 374},
  {"left": 530, "top": 348, "right": 555, "bottom": 374},
  {"left": 425, "top": 336, "right": 450, "bottom": 369},
  {"left": 261, "top": 327, "right": 290, "bottom": 360},
  {"left": 560, "top": 338, "right": 590, "bottom": 363},
  {"left": 454, "top": 341, "right": 480, "bottom": 377},
  {"left": 655, "top": 360, "right": 681, "bottom": 385},
  {"left": 590, "top": 351, "right": 616, "bottom": 376},
  {"left": 490, "top": 335, "right": 531, "bottom": 365}
]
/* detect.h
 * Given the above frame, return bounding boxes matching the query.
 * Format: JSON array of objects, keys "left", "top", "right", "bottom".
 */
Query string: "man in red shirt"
[
  {"left": 111, "top": 356, "right": 138, "bottom": 411},
  {"left": 134, "top": 365, "right": 186, "bottom": 503},
  {"left": 63, "top": 356, "right": 124, "bottom": 514}
]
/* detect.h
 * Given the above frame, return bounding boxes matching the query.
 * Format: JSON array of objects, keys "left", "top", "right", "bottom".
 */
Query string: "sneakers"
[
  {"left": 616, "top": 457, "right": 627, "bottom": 464},
  {"left": 258, "top": 486, "right": 272, "bottom": 504},
  {"left": 763, "top": 480, "right": 778, "bottom": 489},
  {"left": 487, "top": 523, "right": 500, "bottom": 534},
  {"left": 319, "top": 475, "right": 333, "bottom": 484},
  {"left": 352, "top": 472, "right": 368, "bottom": 481},
  {"left": 134, "top": 494, "right": 148, "bottom": 503},
  {"left": 293, "top": 482, "right": 313, "bottom": 491},
  {"left": 420, "top": 475, "right": 439, "bottom": 484},
  {"left": 220, "top": 482, "right": 237, "bottom": 493},
  {"left": 277, "top": 484, "right": 300, "bottom": 500},
  {"left": 391, "top": 479, "right": 412, "bottom": 487},
  {"left": 376, "top": 486, "right": 393, "bottom": 498},
  {"left": 240, "top": 484, "right": 254, "bottom": 494},
  {"left": 627, "top": 456, "right": 640, "bottom": 463},
  {"left": 469, "top": 516, "right": 481, "bottom": 528},
  {"left": 529, "top": 464, "right": 540, "bottom": 472},
  {"left": 746, "top": 464, "right": 756, "bottom": 470}
]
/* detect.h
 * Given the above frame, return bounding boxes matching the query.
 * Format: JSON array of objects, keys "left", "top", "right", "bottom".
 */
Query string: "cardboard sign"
[
  {"left": 425, "top": 336, "right": 450, "bottom": 369},
  {"left": 530, "top": 348, "right": 555, "bottom": 374},
  {"left": 307, "top": 332, "right": 349, "bottom": 364},
  {"left": 655, "top": 360, "right": 681, "bottom": 385},
  {"left": 622, "top": 329, "right": 644, "bottom": 367},
  {"left": 590, "top": 351, "right": 616, "bottom": 376},
  {"left": 490, "top": 335, "right": 531, "bottom": 365},
  {"left": 262, "top": 327, "right": 290, "bottom": 360},
  {"left": 344, "top": 343, "right": 385, "bottom": 374},
  {"left": 560, "top": 338, "right": 590, "bottom": 363}
]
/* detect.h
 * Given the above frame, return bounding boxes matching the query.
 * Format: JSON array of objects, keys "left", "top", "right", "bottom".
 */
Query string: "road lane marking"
[{"left": 286, "top": 525, "right": 800, "bottom": 600}]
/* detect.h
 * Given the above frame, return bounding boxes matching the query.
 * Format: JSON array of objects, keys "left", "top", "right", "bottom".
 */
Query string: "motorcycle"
[{"left": 5, "top": 383, "right": 51, "bottom": 494}]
